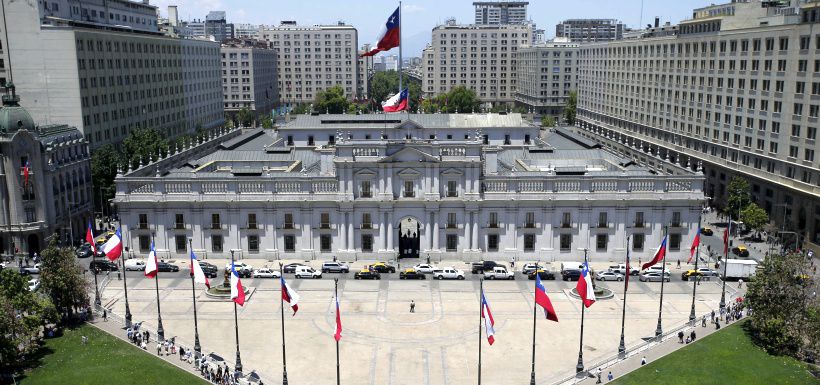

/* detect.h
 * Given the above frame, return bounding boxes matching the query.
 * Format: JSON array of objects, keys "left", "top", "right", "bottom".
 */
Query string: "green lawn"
[
  {"left": 612, "top": 321, "right": 820, "bottom": 385},
  {"left": 17, "top": 324, "right": 207, "bottom": 385}
]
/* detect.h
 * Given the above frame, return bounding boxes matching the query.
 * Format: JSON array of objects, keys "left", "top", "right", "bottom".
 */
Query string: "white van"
[
  {"left": 294, "top": 266, "right": 322, "bottom": 279},
  {"left": 124, "top": 259, "right": 146, "bottom": 271},
  {"left": 559, "top": 261, "right": 584, "bottom": 273}
]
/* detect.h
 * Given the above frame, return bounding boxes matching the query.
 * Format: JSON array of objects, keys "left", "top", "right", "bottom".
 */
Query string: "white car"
[
  {"left": 294, "top": 266, "right": 322, "bottom": 279},
  {"left": 413, "top": 264, "right": 436, "bottom": 274},
  {"left": 608, "top": 264, "right": 640, "bottom": 276},
  {"left": 696, "top": 267, "right": 719, "bottom": 277},
  {"left": 27, "top": 278, "right": 40, "bottom": 292},
  {"left": 595, "top": 271, "right": 624, "bottom": 281},
  {"left": 646, "top": 266, "right": 670, "bottom": 275},
  {"left": 124, "top": 259, "right": 146, "bottom": 271},
  {"left": 20, "top": 263, "right": 41, "bottom": 275},
  {"left": 639, "top": 272, "right": 671, "bottom": 282},
  {"left": 521, "top": 263, "right": 541, "bottom": 275},
  {"left": 432, "top": 267, "right": 465, "bottom": 280},
  {"left": 226, "top": 262, "right": 254, "bottom": 272},
  {"left": 253, "top": 268, "right": 281, "bottom": 278}
]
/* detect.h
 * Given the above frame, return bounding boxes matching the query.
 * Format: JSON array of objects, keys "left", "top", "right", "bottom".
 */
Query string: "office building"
[
  {"left": 422, "top": 21, "right": 531, "bottom": 106},
  {"left": 515, "top": 39, "right": 578, "bottom": 118},
  {"left": 113, "top": 114, "right": 703, "bottom": 262},
  {"left": 574, "top": 0, "right": 820, "bottom": 245},
  {"left": 1, "top": 0, "right": 224, "bottom": 149},
  {"left": 221, "top": 39, "right": 278, "bottom": 120},
  {"left": 357, "top": 44, "right": 374, "bottom": 100},
  {"left": 235, "top": 23, "right": 262, "bottom": 39},
  {"left": 556, "top": 19, "right": 625, "bottom": 42},
  {"left": 260, "top": 21, "right": 360, "bottom": 105},
  {"left": 474, "top": 1, "right": 529, "bottom": 25}
]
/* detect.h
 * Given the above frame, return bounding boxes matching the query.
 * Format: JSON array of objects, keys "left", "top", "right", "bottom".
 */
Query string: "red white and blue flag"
[
  {"left": 231, "top": 263, "right": 246, "bottom": 306},
  {"left": 534, "top": 274, "right": 559, "bottom": 322},
  {"left": 625, "top": 246, "right": 632, "bottom": 290},
  {"left": 281, "top": 276, "right": 300, "bottom": 315},
  {"left": 382, "top": 88, "right": 409, "bottom": 112},
  {"left": 575, "top": 260, "right": 596, "bottom": 308},
  {"left": 101, "top": 228, "right": 123, "bottom": 261},
  {"left": 144, "top": 241, "right": 158, "bottom": 278},
  {"left": 23, "top": 160, "right": 30, "bottom": 186},
  {"left": 642, "top": 237, "right": 668, "bottom": 271},
  {"left": 481, "top": 289, "right": 496, "bottom": 345},
  {"left": 689, "top": 227, "right": 701, "bottom": 264},
  {"left": 85, "top": 221, "right": 96, "bottom": 254},
  {"left": 334, "top": 295, "right": 343, "bottom": 341},
  {"left": 190, "top": 250, "right": 210, "bottom": 288},
  {"left": 361, "top": 6, "right": 400, "bottom": 57}
]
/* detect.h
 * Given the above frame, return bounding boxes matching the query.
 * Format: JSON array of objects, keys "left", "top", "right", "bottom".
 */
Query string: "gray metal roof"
[{"left": 282, "top": 113, "right": 533, "bottom": 130}]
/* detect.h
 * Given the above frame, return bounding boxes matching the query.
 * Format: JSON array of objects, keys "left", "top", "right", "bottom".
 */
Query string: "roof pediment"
[
  {"left": 380, "top": 146, "right": 439, "bottom": 163},
  {"left": 440, "top": 168, "right": 463, "bottom": 176},
  {"left": 354, "top": 168, "right": 378, "bottom": 177},
  {"left": 396, "top": 168, "right": 423, "bottom": 178},
  {"left": 393, "top": 120, "right": 423, "bottom": 130}
]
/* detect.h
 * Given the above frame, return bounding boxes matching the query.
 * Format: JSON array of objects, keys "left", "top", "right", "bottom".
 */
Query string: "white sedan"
[
  {"left": 226, "top": 262, "right": 253, "bottom": 272},
  {"left": 595, "top": 271, "right": 624, "bottom": 281},
  {"left": 253, "top": 268, "right": 281, "bottom": 278},
  {"left": 27, "top": 278, "right": 40, "bottom": 292},
  {"left": 413, "top": 264, "right": 436, "bottom": 274}
]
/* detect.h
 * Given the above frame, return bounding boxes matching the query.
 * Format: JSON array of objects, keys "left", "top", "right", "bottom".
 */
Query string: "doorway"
[{"left": 398, "top": 217, "right": 420, "bottom": 259}]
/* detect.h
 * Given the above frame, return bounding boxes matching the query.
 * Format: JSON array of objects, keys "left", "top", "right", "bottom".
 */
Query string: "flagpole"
[
  {"left": 152, "top": 234, "right": 165, "bottom": 342},
  {"left": 280, "top": 262, "right": 289, "bottom": 385},
  {"left": 121, "top": 226, "right": 132, "bottom": 328},
  {"left": 575, "top": 248, "right": 588, "bottom": 374},
  {"left": 689, "top": 217, "right": 702, "bottom": 324},
  {"left": 529, "top": 269, "right": 537, "bottom": 385},
  {"left": 189, "top": 239, "right": 202, "bottom": 360},
  {"left": 655, "top": 226, "right": 668, "bottom": 338},
  {"left": 398, "top": 0, "right": 403, "bottom": 94},
  {"left": 231, "top": 250, "right": 243, "bottom": 378},
  {"left": 719, "top": 215, "right": 730, "bottom": 311},
  {"left": 477, "top": 278, "right": 483, "bottom": 385},
  {"left": 335, "top": 277, "right": 341, "bottom": 385},
  {"left": 618, "top": 236, "right": 630, "bottom": 355}
]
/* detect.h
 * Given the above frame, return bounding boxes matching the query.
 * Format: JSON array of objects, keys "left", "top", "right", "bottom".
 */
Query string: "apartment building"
[
  {"left": 556, "top": 19, "right": 625, "bottom": 42},
  {"left": 574, "top": 0, "right": 820, "bottom": 244},
  {"left": 221, "top": 40, "right": 278, "bottom": 119},
  {"left": 514, "top": 39, "right": 578, "bottom": 118},
  {"left": 474, "top": 2, "right": 529, "bottom": 25},
  {"left": 260, "top": 22, "right": 360, "bottom": 105},
  {"left": 422, "top": 22, "right": 531, "bottom": 105}
]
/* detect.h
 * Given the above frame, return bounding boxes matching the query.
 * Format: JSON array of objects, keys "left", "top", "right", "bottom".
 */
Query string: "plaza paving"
[{"left": 99, "top": 257, "right": 742, "bottom": 385}]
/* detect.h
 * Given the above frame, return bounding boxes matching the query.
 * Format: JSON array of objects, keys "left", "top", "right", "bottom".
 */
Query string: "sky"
[{"left": 151, "top": 0, "right": 708, "bottom": 55}]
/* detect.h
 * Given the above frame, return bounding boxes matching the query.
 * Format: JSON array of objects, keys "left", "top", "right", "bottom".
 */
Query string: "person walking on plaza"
[
  {"left": 678, "top": 330, "right": 684, "bottom": 343},
  {"left": 144, "top": 330, "right": 150, "bottom": 344},
  {"left": 641, "top": 356, "right": 647, "bottom": 366},
  {"left": 738, "top": 278, "right": 744, "bottom": 288},
  {"left": 607, "top": 371, "right": 614, "bottom": 382},
  {"left": 596, "top": 368, "right": 602, "bottom": 384},
  {"left": 690, "top": 330, "right": 696, "bottom": 341},
  {"left": 715, "top": 320, "right": 721, "bottom": 330},
  {"left": 156, "top": 342, "right": 162, "bottom": 356},
  {"left": 410, "top": 300, "right": 415, "bottom": 313},
  {"left": 510, "top": 256, "right": 515, "bottom": 269},
  {"left": 711, "top": 309, "right": 715, "bottom": 323},
  {"left": 702, "top": 315, "right": 707, "bottom": 327},
  {"left": 102, "top": 309, "right": 107, "bottom": 322}
]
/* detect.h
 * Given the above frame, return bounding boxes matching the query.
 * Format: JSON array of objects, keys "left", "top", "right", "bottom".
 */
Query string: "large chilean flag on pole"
[
  {"left": 281, "top": 276, "right": 300, "bottom": 315},
  {"left": 642, "top": 237, "right": 668, "bottom": 271},
  {"left": 231, "top": 264, "right": 246, "bottom": 306},
  {"left": 85, "top": 221, "right": 96, "bottom": 254},
  {"left": 575, "top": 260, "right": 596, "bottom": 308},
  {"left": 481, "top": 289, "right": 496, "bottom": 345},
  {"left": 190, "top": 250, "right": 210, "bottom": 288},
  {"left": 334, "top": 295, "right": 343, "bottom": 341},
  {"left": 689, "top": 228, "right": 701, "bottom": 264},
  {"left": 144, "top": 241, "right": 158, "bottom": 278},
  {"left": 361, "top": 6, "right": 400, "bottom": 57},
  {"left": 535, "top": 274, "right": 559, "bottom": 322},
  {"left": 382, "top": 89, "right": 409, "bottom": 112},
  {"left": 101, "top": 229, "right": 123, "bottom": 261}
]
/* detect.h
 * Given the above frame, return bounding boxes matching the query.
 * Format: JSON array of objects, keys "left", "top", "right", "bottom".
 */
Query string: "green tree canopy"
[
  {"left": 727, "top": 176, "right": 752, "bottom": 217},
  {"left": 564, "top": 90, "right": 577, "bottom": 125},
  {"left": 541, "top": 116, "right": 556, "bottom": 127},
  {"left": 315, "top": 86, "right": 350, "bottom": 114},
  {"left": 121, "top": 127, "right": 169, "bottom": 170},
  {"left": 236, "top": 107, "right": 254, "bottom": 127},
  {"left": 260, "top": 113, "right": 273, "bottom": 129},
  {"left": 741, "top": 202, "right": 769, "bottom": 234},
  {"left": 0, "top": 269, "right": 58, "bottom": 374},
  {"left": 39, "top": 239, "right": 89, "bottom": 318},
  {"left": 420, "top": 86, "right": 481, "bottom": 114}
]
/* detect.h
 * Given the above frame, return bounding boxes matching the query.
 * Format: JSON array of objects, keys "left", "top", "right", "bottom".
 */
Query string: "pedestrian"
[
  {"left": 607, "top": 371, "right": 613, "bottom": 382},
  {"left": 677, "top": 259, "right": 681, "bottom": 269},
  {"left": 738, "top": 278, "right": 744, "bottom": 288},
  {"left": 640, "top": 356, "right": 647, "bottom": 366},
  {"left": 157, "top": 342, "right": 162, "bottom": 355},
  {"left": 690, "top": 330, "right": 696, "bottom": 341},
  {"left": 103, "top": 309, "right": 107, "bottom": 322},
  {"left": 596, "top": 368, "right": 602, "bottom": 384},
  {"left": 127, "top": 327, "right": 133, "bottom": 340},
  {"left": 180, "top": 347, "right": 185, "bottom": 361},
  {"left": 145, "top": 330, "right": 150, "bottom": 344},
  {"left": 701, "top": 315, "right": 707, "bottom": 327},
  {"left": 711, "top": 310, "right": 715, "bottom": 323},
  {"left": 678, "top": 330, "right": 684, "bottom": 343},
  {"left": 333, "top": 255, "right": 337, "bottom": 262},
  {"left": 410, "top": 300, "right": 415, "bottom": 313},
  {"left": 140, "top": 340, "right": 147, "bottom": 350},
  {"left": 715, "top": 320, "right": 721, "bottom": 330},
  {"left": 510, "top": 257, "right": 515, "bottom": 269},
  {"left": 685, "top": 336, "right": 691, "bottom": 344},
  {"left": 118, "top": 271, "right": 121, "bottom": 280}
]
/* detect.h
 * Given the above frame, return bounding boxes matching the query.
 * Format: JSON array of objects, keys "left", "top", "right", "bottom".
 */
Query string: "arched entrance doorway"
[
  {"left": 27, "top": 234, "right": 40, "bottom": 258},
  {"left": 398, "top": 217, "right": 420, "bottom": 259}
]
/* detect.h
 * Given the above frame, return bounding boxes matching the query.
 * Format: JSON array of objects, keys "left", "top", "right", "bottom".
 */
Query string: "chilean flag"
[
  {"left": 535, "top": 274, "right": 559, "bottom": 322},
  {"left": 689, "top": 228, "right": 701, "bottom": 264},
  {"left": 85, "top": 221, "right": 96, "bottom": 254},
  {"left": 144, "top": 241, "right": 158, "bottom": 278},
  {"left": 231, "top": 263, "right": 246, "bottom": 306},
  {"left": 101, "top": 228, "right": 123, "bottom": 261},
  {"left": 190, "top": 250, "right": 210, "bottom": 288},
  {"left": 23, "top": 160, "right": 30, "bottom": 186},
  {"left": 281, "top": 276, "right": 300, "bottom": 315},
  {"left": 575, "top": 260, "right": 596, "bottom": 308},
  {"left": 642, "top": 237, "right": 667, "bottom": 271},
  {"left": 360, "top": 6, "right": 400, "bottom": 57},
  {"left": 481, "top": 289, "right": 496, "bottom": 345},
  {"left": 333, "top": 295, "right": 343, "bottom": 342},
  {"left": 382, "top": 88, "right": 409, "bottom": 112}
]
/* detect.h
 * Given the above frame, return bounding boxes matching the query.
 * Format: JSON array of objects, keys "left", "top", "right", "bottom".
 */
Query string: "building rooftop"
[{"left": 282, "top": 113, "right": 535, "bottom": 130}]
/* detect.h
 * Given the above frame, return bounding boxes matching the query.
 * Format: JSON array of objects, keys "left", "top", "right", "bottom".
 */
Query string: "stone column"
[
  {"left": 387, "top": 211, "right": 394, "bottom": 251},
  {"left": 471, "top": 212, "right": 479, "bottom": 250},
  {"left": 347, "top": 213, "right": 354, "bottom": 252},
  {"left": 464, "top": 217, "right": 472, "bottom": 251},
  {"left": 340, "top": 212, "right": 348, "bottom": 250},
  {"left": 433, "top": 212, "right": 439, "bottom": 251},
  {"left": 424, "top": 211, "right": 432, "bottom": 251},
  {"left": 379, "top": 211, "right": 386, "bottom": 251}
]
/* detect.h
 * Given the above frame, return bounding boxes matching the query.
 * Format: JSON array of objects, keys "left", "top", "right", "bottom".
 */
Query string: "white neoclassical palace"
[{"left": 114, "top": 113, "right": 705, "bottom": 262}]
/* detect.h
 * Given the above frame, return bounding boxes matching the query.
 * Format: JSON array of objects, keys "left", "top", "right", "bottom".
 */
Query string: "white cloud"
[{"left": 402, "top": 4, "right": 425, "bottom": 13}]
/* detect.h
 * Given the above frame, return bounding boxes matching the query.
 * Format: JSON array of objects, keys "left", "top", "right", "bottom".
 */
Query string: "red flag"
[
  {"left": 642, "top": 237, "right": 667, "bottom": 271},
  {"left": 85, "top": 221, "right": 96, "bottom": 254},
  {"left": 231, "top": 264, "right": 246, "bottom": 306},
  {"left": 723, "top": 222, "right": 731, "bottom": 255},
  {"left": 575, "top": 260, "right": 596, "bottom": 308},
  {"left": 334, "top": 295, "right": 342, "bottom": 341},
  {"left": 23, "top": 161, "right": 30, "bottom": 186},
  {"left": 360, "top": 7, "right": 400, "bottom": 57},
  {"left": 689, "top": 229, "right": 701, "bottom": 264},
  {"left": 534, "top": 274, "right": 558, "bottom": 322},
  {"left": 281, "top": 276, "right": 300, "bottom": 315},
  {"left": 481, "top": 290, "right": 496, "bottom": 345}
]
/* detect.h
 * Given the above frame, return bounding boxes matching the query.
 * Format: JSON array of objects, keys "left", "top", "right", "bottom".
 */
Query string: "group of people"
[
  {"left": 677, "top": 329, "right": 697, "bottom": 344},
  {"left": 198, "top": 359, "right": 257, "bottom": 385},
  {"left": 126, "top": 323, "right": 150, "bottom": 350},
  {"left": 702, "top": 301, "right": 748, "bottom": 330}
]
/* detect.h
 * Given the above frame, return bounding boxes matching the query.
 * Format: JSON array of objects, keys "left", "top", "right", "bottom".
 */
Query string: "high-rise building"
[
  {"left": 1, "top": 0, "right": 224, "bottom": 149},
  {"left": 473, "top": 2, "right": 529, "bottom": 25},
  {"left": 515, "top": 39, "right": 578, "bottom": 118},
  {"left": 260, "top": 21, "right": 360, "bottom": 105},
  {"left": 357, "top": 44, "right": 374, "bottom": 100},
  {"left": 235, "top": 23, "right": 262, "bottom": 39},
  {"left": 556, "top": 19, "right": 625, "bottom": 42},
  {"left": 221, "top": 39, "right": 278, "bottom": 121},
  {"left": 204, "top": 11, "right": 234, "bottom": 42},
  {"left": 422, "top": 21, "right": 531, "bottom": 106},
  {"left": 575, "top": 0, "right": 820, "bottom": 245}
]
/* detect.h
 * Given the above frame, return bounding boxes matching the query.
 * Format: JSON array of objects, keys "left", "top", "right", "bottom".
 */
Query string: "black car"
[
  {"left": 283, "top": 263, "right": 305, "bottom": 274},
  {"left": 353, "top": 269, "right": 381, "bottom": 280},
  {"left": 90, "top": 260, "right": 119, "bottom": 272},
  {"left": 157, "top": 262, "right": 180, "bottom": 272},
  {"left": 369, "top": 262, "right": 396, "bottom": 274},
  {"left": 225, "top": 267, "right": 252, "bottom": 278},
  {"left": 199, "top": 262, "right": 218, "bottom": 278},
  {"left": 527, "top": 269, "right": 556, "bottom": 280},
  {"left": 399, "top": 268, "right": 426, "bottom": 280},
  {"left": 76, "top": 245, "right": 94, "bottom": 258},
  {"left": 471, "top": 261, "right": 499, "bottom": 274},
  {"left": 561, "top": 270, "right": 581, "bottom": 281}
]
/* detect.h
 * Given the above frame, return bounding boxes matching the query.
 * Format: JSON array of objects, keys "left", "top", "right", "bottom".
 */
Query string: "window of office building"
[
  {"left": 669, "top": 233, "right": 681, "bottom": 251},
  {"left": 596, "top": 234, "right": 608, "bottom": 251},
  {"left": 446, "top": 234, "right": 458, "bottom": 251},
  {"left": 175, "top": 235, "right": 186, "bottom": 253},
  {"left": 212, "top": 235, "right": 223, "bottom": 252},
  {"left": 524, "top": 234, "right": 535, "bottom": 252},
  {"left": 248, "top": 235, "right": 259, "bottom": 252},
  {"left": 321, "top": 234, "right": 332, "bottom": 252},
  {"left": 139, "top": 235, "right": 150, "bottom": 252},
  {"left": 560, "top": 234, "right": 571, "bottom": 251},
  {"left": 284, "top": 235, "right": 295, "bottom": 252},
  {"left": 488, "top": 234, "right": 499, "bottom": 251},
  {"left": 362, "top": 234, "right": 373, "bottom": 252},
  {"left": 632, "top": 233, "right": 644, "bottom": 251}
]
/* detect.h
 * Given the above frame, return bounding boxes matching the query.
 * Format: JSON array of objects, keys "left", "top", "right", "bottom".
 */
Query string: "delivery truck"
[{"left": 721, "top": 259, "right": 757, "bottom": 280}]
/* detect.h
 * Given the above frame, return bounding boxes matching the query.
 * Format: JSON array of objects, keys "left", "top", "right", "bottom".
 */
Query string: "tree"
[
  {"left": 236, "top": 107, "right": 254, "bottom": 127},
  {"left": 38, "top": 239, "right": 89, "bottom": 319},
  {"left": 564, "top": 91, "right": 577, "bottom": 125},
  {"left": 541, "top": 116, "right": 556, "bottom": 127},
  {"left": 0, "top": 269, "right": 58, "bottom": 374},
  {"left": 260, "top": 113, "right": 273, "bottom": 129},
  {"left": 315, "top": 86, "right": 350, "bottom": 114},
  {"left": 490, "top": 104, "right": 508, "bottom": 113},
  {"left": 120, "top": 127, "right": 169, "bottom": 170},
  {"left": 368, "top": 71, "right": 423, "bottom": 112},
  {"left": 727, "top": 176, "right": 752, "bottom": 217},
  {"left": 512, "top": 105, "right": 528, "bottom": 114},
  {"left": 741, "top": 202, "right": 769, "bottom": 237},
  {"left": 291, "top": 103, "right": 310, "bottom": 115},
  {"left": 745, "top": 252, "right": 818, "bottom": 359},
  {"left": 90, "top": 144, "right": 121, "bottom": 213}
]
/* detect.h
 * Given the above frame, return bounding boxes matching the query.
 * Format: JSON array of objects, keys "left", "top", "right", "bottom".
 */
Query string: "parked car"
[
  {"left": 225, "top": 262, "right": 254, "bottom": 273},
  {"left": 354, "top": 268, "right": 381, "bottom": 280},
  {"left": 646, "top": 266, "right": 670, "bottom": 275},
  {"left": 253, "top": 268, "right": 281, "bottom": 278},
  {"left": 95, "top": 231, "right": 115, "bottom": 244},
  {"left": 321, "top": 262, "right": 350, "bottom": 273},
  {"left": 561, "top": 270, "right": 581, "bottom": 281},
  {"left": 639, "top": 272, "right": 671, "bottom": 282},
  {"left": 89, "top": 260, "right": 119, "bottom": 272},
  {"left": 369, "top": 262, "right": 396, "bottom": 273},
  {"left": 413, "top": 264, "right": 436, "bottom": 274},
  {"left": 681, "top": 270, "right": 704, "bottom": 281},
  {"left": 294, "top": 266, "right": 322, "bottom": 279},
  {"left": 76, "top": 244, "right": 94, "bottom": 258},
  {"left": 595, "top": 271, "right": 624, "bottom": 281},
  {"left": 470, "top": 261, "right": 499, "bottom": 274},
  {"left": 19, "top": 264, "right": 41, "bottom": 275},
  {"left": 696, "top": 267, "right": 719, "bottom": 277},
  {"left": 608, "top": 264, "right": 640, "bottom": 276},
  {"left": 521, "top": 263, "right": 541, "bottom": 275},
  {"left": 527, "top": 269, "right": 556, "bottom": 280},
  {"left": 282, "top": 263, "right": 305, "bottom": 274},
  {"left": 157, "top": 262, "right": 180, "bottom": 272},
  {"left": 399, "top": 268, "right": 426, "bottom": 280},
  {"left": 700, "top": 227, "right": 714, "bottom": 236},
  {"left": 124, "top": 259, "right": 146, "bottom": 271},
  {"left": 199, "top": 262, "right": 219, "bottom": 278},
  {"left": 433, "top": 267, "right": 465, "bottom": 280},
  {"left": 483, "top": 266, "right": 515, "bottom": 280},
  {"left": 27, "top": 278, "right": 40, "bottom": 292}
]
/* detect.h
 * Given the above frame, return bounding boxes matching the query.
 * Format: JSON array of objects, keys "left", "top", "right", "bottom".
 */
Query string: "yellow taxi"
[
  {"left": 681, "top": 269, "right": 704, "bottom": 281},
  {"left": 95, "top": 231, "right": 115, "bottom": 244},
  {"left": 370, "top": 261, "right": 396, "bottom": 273},
  {"left": 353, "top": 267, "right": 381, "bottom": 280},
  {"left": 700, "top": 227, "right": 714, "bottom": 236},
  {"left": 732, "top": 245, "right": 749, "bottom": 257},
  {"left": 399, "top": 268, "right": 426, "bottom": 280}
]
